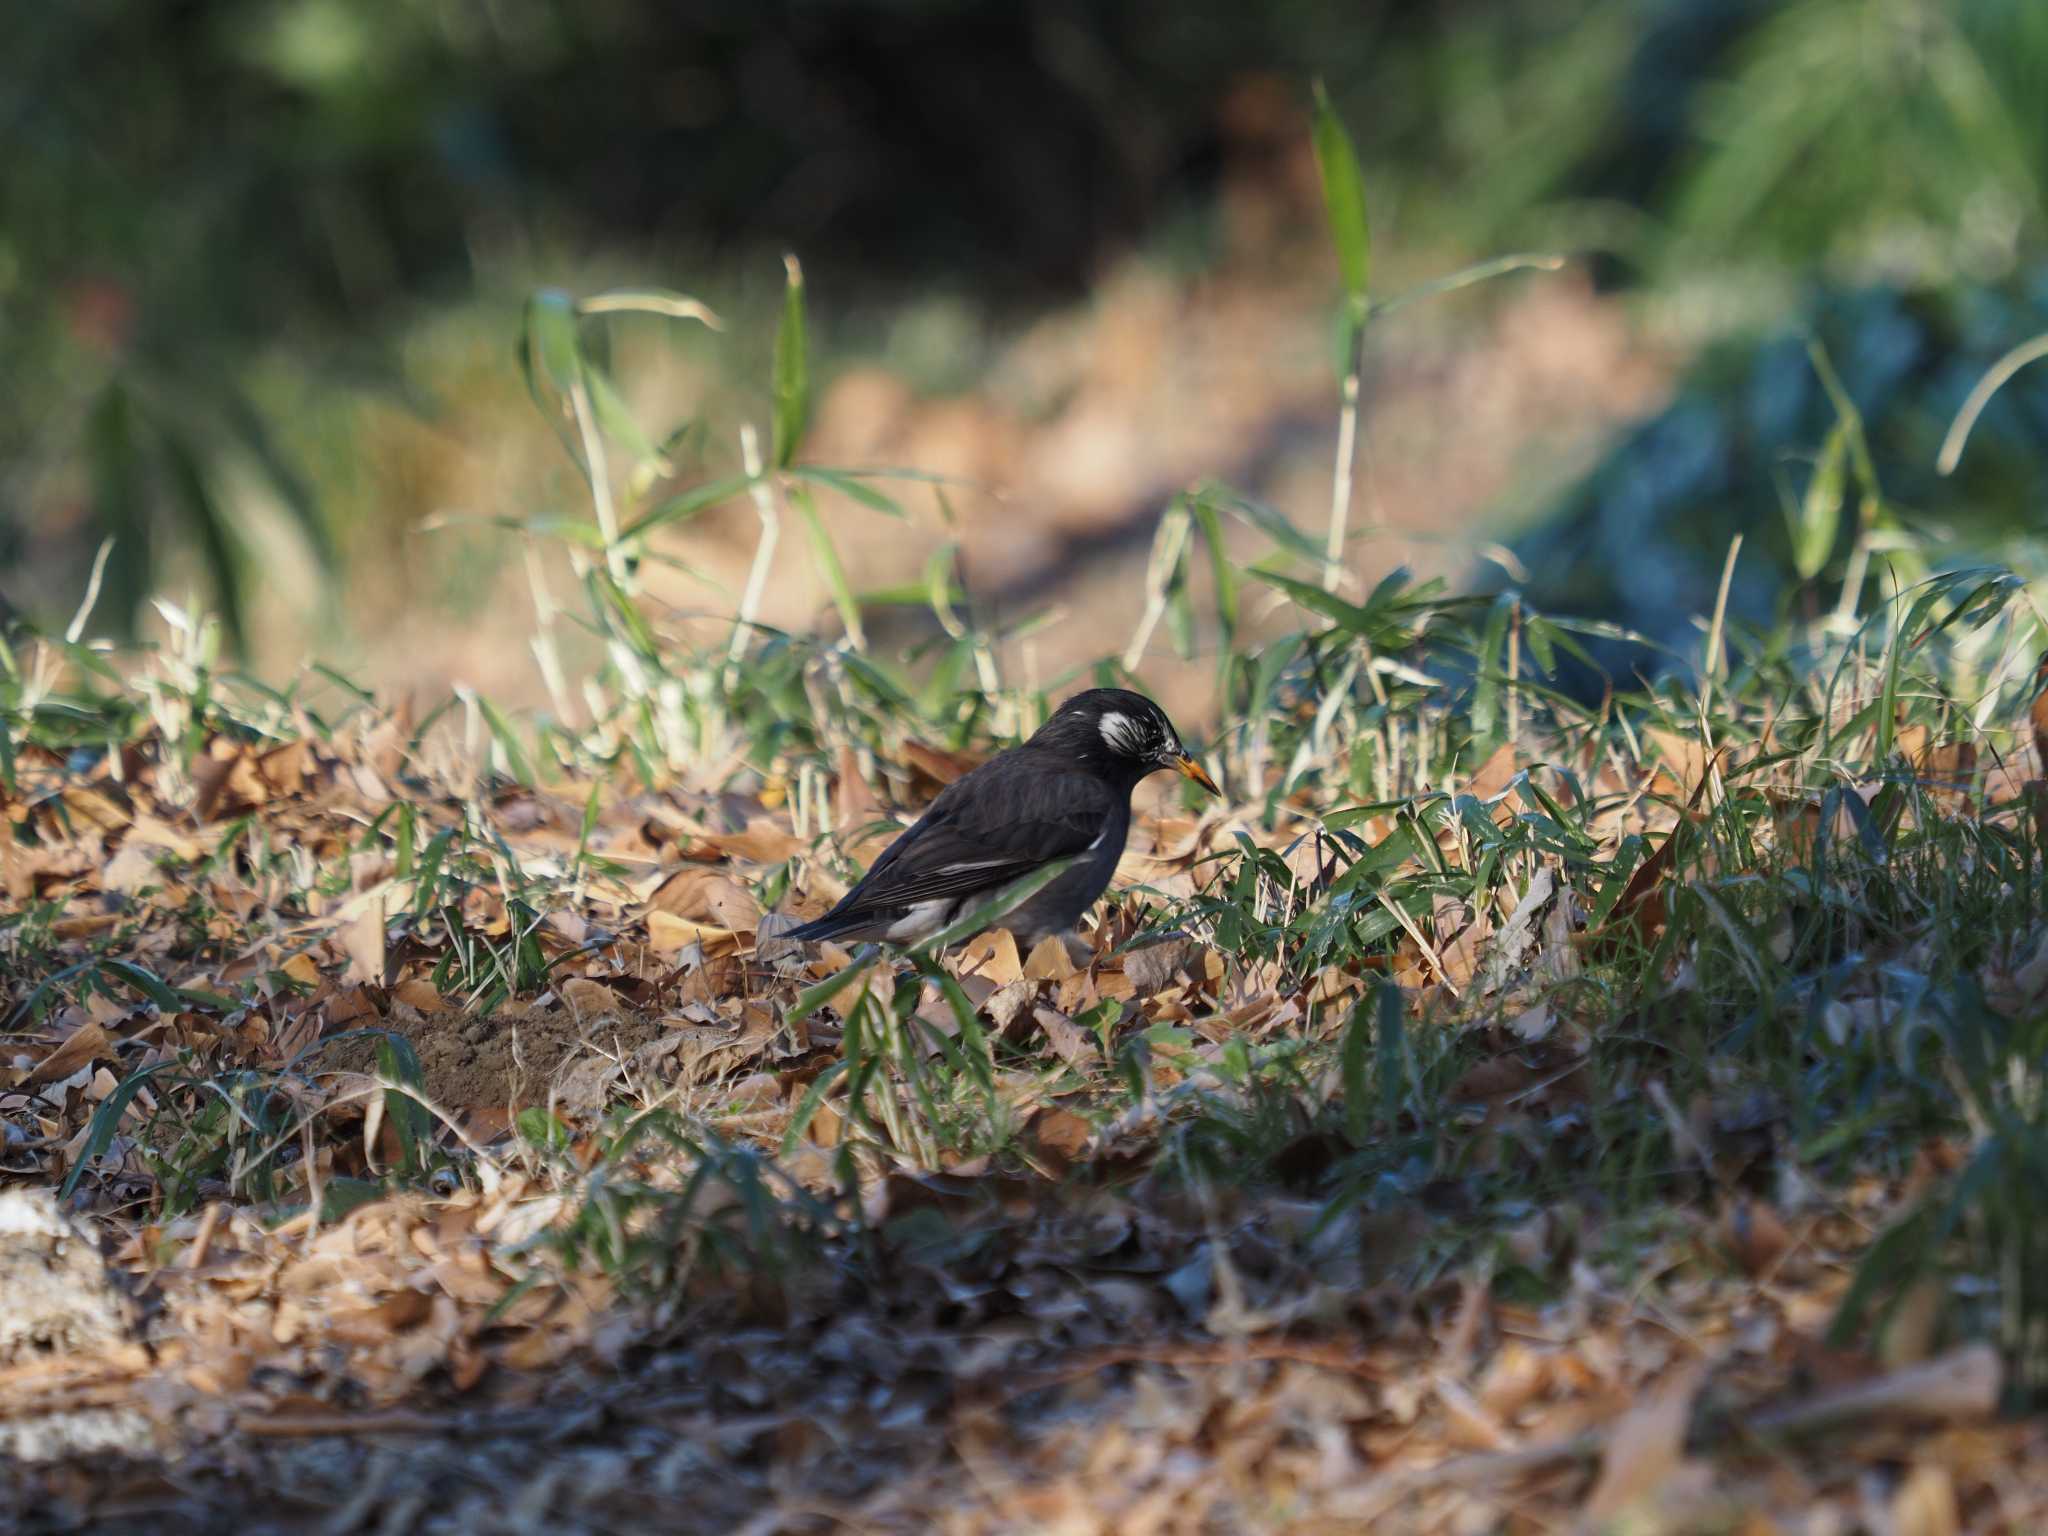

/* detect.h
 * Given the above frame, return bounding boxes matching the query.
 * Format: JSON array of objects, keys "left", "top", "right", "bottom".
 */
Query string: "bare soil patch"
[{"left": 322, "top": 1003, "right": 682, "bottom": 1110}]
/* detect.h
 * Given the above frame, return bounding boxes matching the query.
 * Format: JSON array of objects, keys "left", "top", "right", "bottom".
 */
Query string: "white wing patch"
[
  {"left": 885, "top": 899, "right": 956, "bottom": 942},
  {"left": 1098, "top": 710, "right": 1152, "bottom": 757}
]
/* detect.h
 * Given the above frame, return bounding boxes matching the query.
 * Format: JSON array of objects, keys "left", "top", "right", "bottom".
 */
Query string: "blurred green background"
[{"left": 6, "top": 0, "right": 2048, "bottom": 697}]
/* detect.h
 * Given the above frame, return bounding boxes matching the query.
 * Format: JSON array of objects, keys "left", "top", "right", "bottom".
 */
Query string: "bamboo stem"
[
  {"left": 1323, "top": 310, "right": 1369, "bottom": 592},
  {"left": 567, "top": 371, "right": 626, "bottom": 587},
  {"left": 727, "top": 425, "right": 780, "bottom": 675}
]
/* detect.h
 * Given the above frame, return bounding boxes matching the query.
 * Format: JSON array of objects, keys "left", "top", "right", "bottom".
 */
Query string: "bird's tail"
[{"left": 779, "top": 909, "right": 862, "bottom": 944}]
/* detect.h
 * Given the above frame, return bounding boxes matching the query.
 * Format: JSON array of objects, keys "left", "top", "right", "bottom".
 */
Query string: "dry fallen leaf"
[
  {"left": 1033, "top": 1007, "right": 1094, "bottom": 1066},
  {"left": 693, "top": 819, "right": 803, "bottom": 864},
  {"left": 1023, "top": 934, "right": 1077, "bottom": 982},
  {"left": 957, "top": 929, "right": 1023, "bottom": 988},
  {"left": 393, "top": 978, "right": 443, "bottom": 1012},
  {"left": 646, "top": 867, "right": 762, "bottom": 931},
  {"left": 1029, "top": 1106, "right": 1094, "bottom": 1163},
  {"left": 1891, "top": 1462, "right": 1960, "bottom": 1536},
  {"left": 1580, "top": 1360, "right": 1705, "bottom": 1523},
  {"left": 342, "top": 894, "right": 387, "bottom": 987},
  {"left": 27, "top": 1022, "right": 112, "bottom": 1088},
  {"left": 1719, "top": 1197, "right": 1796, "bottom": 1278}
]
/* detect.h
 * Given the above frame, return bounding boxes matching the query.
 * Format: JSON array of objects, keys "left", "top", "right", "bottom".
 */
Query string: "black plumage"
[{"left": 786, "top": 688, "right": 1218, "bottom": 947}]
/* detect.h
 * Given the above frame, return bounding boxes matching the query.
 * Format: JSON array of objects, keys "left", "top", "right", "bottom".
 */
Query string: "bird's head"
[{"left": 1031, "top": 688, "right": 1220, "bottom": 794}]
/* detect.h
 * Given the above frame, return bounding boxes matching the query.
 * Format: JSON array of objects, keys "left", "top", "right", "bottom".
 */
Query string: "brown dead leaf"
[
  {"left": 1719, "top": 1198, "right": 1795, "bottom": 1279},
  {"left": 190, "top": 741, "right": 269, "bottom": 822},
  {"left": 1033, "top": 1007, "right": 1094, "bottom": 1066},
  {"left": 27, "top": 1022, "right": 112, "bottom": 1087},
  {"left": 1124, "top": 940, "right": 1190, "bottom": 995},
  {"left": 1644, "top": 726, "right": 1707, "bottom": 800},
  {"left": 647, "top": 867, "right": 761, "bottom": 931},
  {"left": 57, "top": 784, "right": 131, "bottom": 834},
  {"left": 957, "top": 929, "right": 1023, "bottom": 988},
  {"left": 48, "top": 913, "right": 121, "bottom": 941},
  {"left": 256, "top": 739, "right": 313, "bottom": 798},
  {"left": 1023, "top": 934, "right": 1077, "bottom": 983},
  {"left": 649, "top": 914, "right": 742, "bottom": 956},
  {"left": 1054, "top": 969, "right": 1097, "bottom": 1013},
  {"left": 1434, "top": 1375, "right": 1513, "bottom": 1452},
  {"left": 325, "top": 984, "right": 379, "bottom": 1027},
  {"left": 1467, "top": 740, "right": 1518, "bottom": 801},
  {"left": 342, "top": 895, "right": 387, "bottom": 987},
  {"left": 1581, "top": 752, "right": 1719, "bottom": 959},
  {"left": 1890, "top": 1462, "right": 1960, "bottom": 1536},
  {"left": 690, "top": 818, "right": 804, "bottom": 864},
  {"left": 1477, "top": 1340, "right": 1551, "bottom": 1420},
  {"left": 1580, "top": 1360, "right": 1705, "bottom": 1523},
  {"left": 1432, "top": 894, "right": 1487, "bottom": 990},
  {"left": 1030, "top": 1106, "right": 1094, "bottom": 1163},
  {"left": 983, "top": 979, "right": 1037, "bottom": 1031},
  {"left": 900, "top": 738, "right": 981, "bottom": 788},
  {"left": 835, "top": 743, "right": 880, "bottom": 829},
  {"left": 558, "top": 978, "right": 621, "bottom": 1019},
  {"left": 393, "top": 979, "right": 443, "bottom": 1013}
]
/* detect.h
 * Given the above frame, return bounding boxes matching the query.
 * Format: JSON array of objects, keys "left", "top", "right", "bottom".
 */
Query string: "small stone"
[{"left": 0, "top": 1188, "right": 134, "bottom": 1364}]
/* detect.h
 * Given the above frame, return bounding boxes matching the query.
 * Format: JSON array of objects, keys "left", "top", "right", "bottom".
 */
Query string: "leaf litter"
[{"left": 3, "top": 685, "right": 2048, "bottom": 1533}]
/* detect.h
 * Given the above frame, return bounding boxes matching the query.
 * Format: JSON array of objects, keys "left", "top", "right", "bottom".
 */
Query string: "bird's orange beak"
[{"left": 1173, "top": 753, "right": 1220, "bottom": 795}]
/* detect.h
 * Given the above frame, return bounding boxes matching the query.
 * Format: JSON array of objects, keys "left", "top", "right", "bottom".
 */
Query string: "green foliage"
[
  {"left": 1668, "top": 0, "right": 2048, "bottom": 272},
  {"left": 771, "top": 256, "right": 810, "bottom": 471},
  {"left": 1311, "top": 81, "right": 1372, "bottom": 317},
  {"left": 1512, "top": 280, "right": 2048, "bottom": 670}
]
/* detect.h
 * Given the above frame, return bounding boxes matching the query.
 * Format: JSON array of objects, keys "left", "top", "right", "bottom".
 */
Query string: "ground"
[{"left": 5, "top": 619, "right": 2047, "bottom": 1531}]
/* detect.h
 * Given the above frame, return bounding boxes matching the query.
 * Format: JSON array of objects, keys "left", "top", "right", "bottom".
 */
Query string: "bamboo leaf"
[
  {"left": 158, "top": 427, "right": 246, "bottom": 656},
  {"left": 1187, "top": 490, "right": 1238, "bottom": 642},
  {"left": 790, "top": 466, "right": 905, "bottom": 517},
  {"left": 520, "top": 289, "right": 583, "bottom": 408},
  {"left": 780, "top": 1059, "right": 851, "bottom": 1157},
  {"left": 622, "top": 471, "right": 755, "bottom": 540},
  {"left": 1251, "top": 569, "right": 1398, "bottom": 644},
  {"left": 772, "top": 255, "right": 809, "bottom": 469},
  {"left": 789, "top": 484, "right": 864, "bottom": 648},
  {"left": 788, "top": 953, "right": 878, "bottom": 1027},
  {"left": 1788, "top": 425, "right": 1848, "bottom": 581},
  {"left": 576, "top": 288, "right": 722, "bottom": 328},
  {"left": 1311, "top": 81, "right": 1372, "bottom": 312},
  {"left": 1340, "top": 992, "right": 1374, "bottom": 1144},
  {"left": 581, "top": 359, "right": 660, "bottom": 471},
  {"left": 59, "top": 1062, "right": 174, "bottom": 1201},
  {"left": 476, "top": 695, "right": 537, "bottom": 785},
  {"left": 1373, "top": 982, "right": 1406, "bottom": 1128}
]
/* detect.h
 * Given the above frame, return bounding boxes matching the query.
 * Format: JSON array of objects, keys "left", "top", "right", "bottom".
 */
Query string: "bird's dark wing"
[{"left": 820, "top": 754, "right": 1118, "bottom": 919}]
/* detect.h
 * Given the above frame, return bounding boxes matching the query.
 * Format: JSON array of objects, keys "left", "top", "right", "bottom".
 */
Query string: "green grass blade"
[
  {"left": 790, "top": 484, "right": 864, "bottom": 648},
  {"left": 59, "top": 1062, "right": 174, "bottom": 1201},
  {"left": 772, "top": 255, "right": 809, "bottom": 469},
  {"left": 1311, "top": 81, "right": 1371, "bottom": 313}
]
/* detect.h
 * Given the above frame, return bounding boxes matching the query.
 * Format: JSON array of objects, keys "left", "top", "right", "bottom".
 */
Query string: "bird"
[{"left": 785, "top": 688, "right": 1219, "bottom": 948}]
